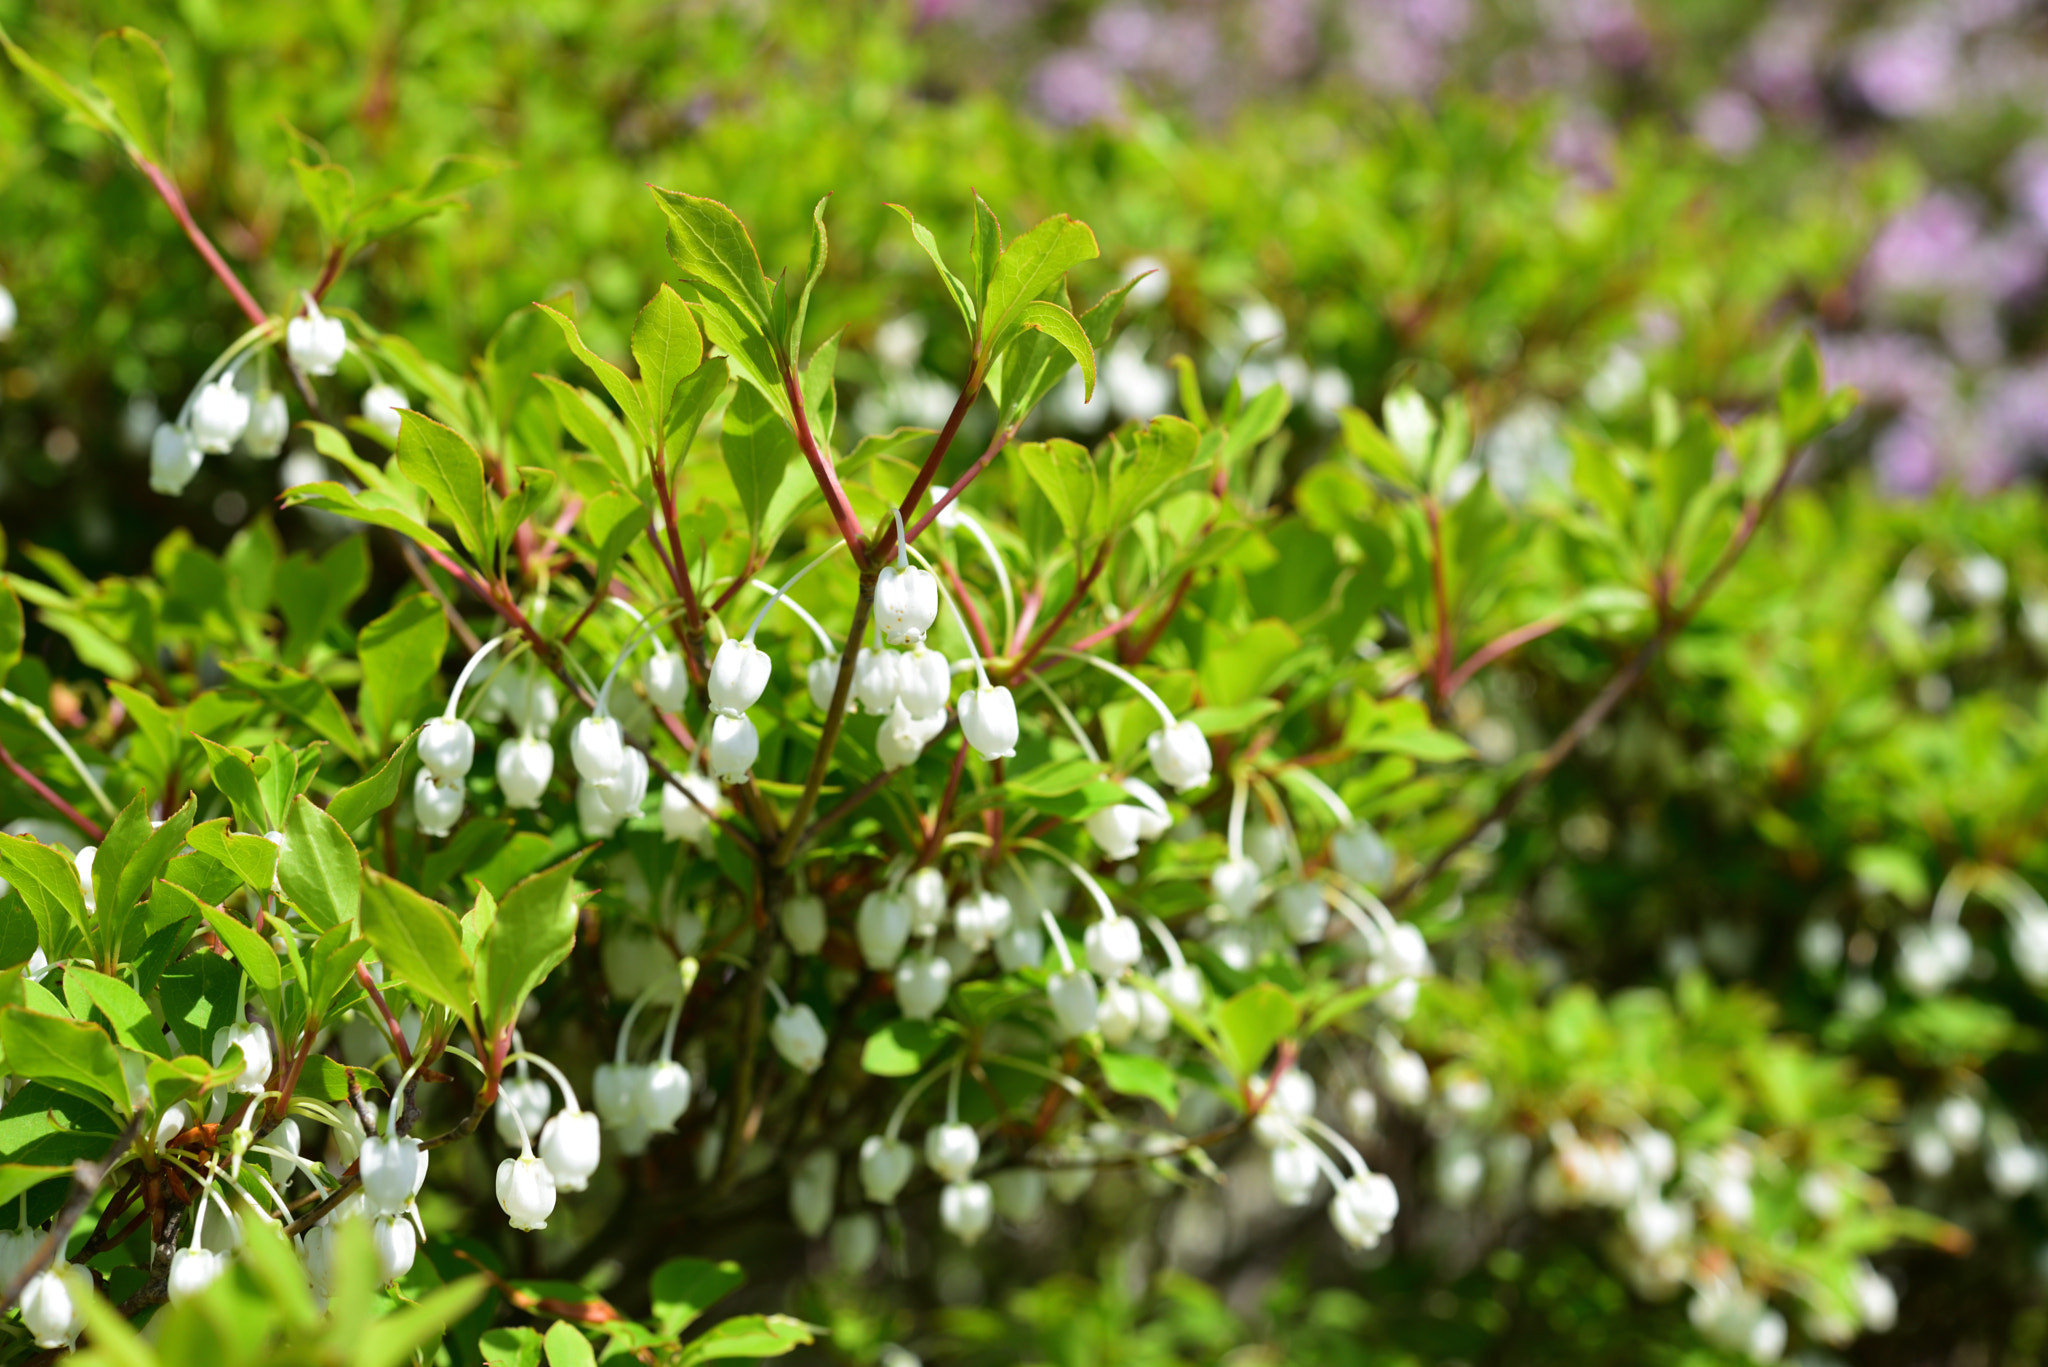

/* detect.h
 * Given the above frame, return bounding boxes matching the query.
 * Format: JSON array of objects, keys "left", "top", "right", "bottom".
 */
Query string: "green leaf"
[
  {"left": 984, "top": 215, "right": 1099, "bottom": 354},
  {"left": 652, "top": 188, "right": 776, "bottom": 336},
  {"left": 0, "top": 581, "right": 22, "bottom": 686},
  {"left": 291, "top": 158, "right": 355, "bottom": 243},
  {"left": 860, "top": 1019, "right": 950, "bottom": 1077},
  {"left": 0, "top": 834, "right": 89, "bottom": 959},
  {"left": 650, "top": 1258, "right": 746, "bottom": 1339},
  {"left": 788, "top": 195, "right": 830, "bottom": 362},
  {"left": 721, "top": 381, "right": 797, "bottom": 542},
  {"left": 278, "top": 481, "right": 455, "bottom": 557},
  {"left": 675, "top": 1315, "right": 816, "bottom": 1365},
  {"left": 969, "top": 192, "right": 1003, "bottom": 313},
  {"left": 583, "top": 491, "right": 650, "bottom": 592},
  {"left": 219, "top": 661, "right": 364, "bottom": 764},
  {"left": 1099, "top": 1051, "right": 1180, "bottom": 1116},
  {"left": 395, "top": 410, "right": 494, "bottom": 565},
  {"left": 535, "top": 302, "right": 649, "bottom": 442},
  {"left": 359, "top": 869, "right": 475, "bottom": 1023},
  {"left": 1214, "top": 982, "right": 1299, "bottom": 1081},
  {"left": 0, "top": 30, "right": 116, "bottom": 140},
  {"left": 886, "top": 204, "right": 976, "bottom": 341},
  {"left": 543, "top": 1323, "right": 595, "bottom": 1367},
  {"left": 632, "top": 284, "right": 703, "bottom": 432},
  {"left": 63, "top": 968, "right": 161, "bottom": 1055},
  {"left": 200, "top": 907, "right": 282, "bottom": 999},
  {"left": 88, "top": 28, "right": 171, "bottom": 165},
  {"left": 278, "top": 795, "right": 361, "bottom": 933},
  {"left": 0, "top": 1008, "right": 130, "bottom": 1117},
  {"left": 1014, "top": 440, "right": 1095, "bottom": 544},
  {"left": 477, "top": 850, "right": 588, "bottom": 1035},
  {"left": 801, "top": 330, "right": 840, "bottom": 450},
  {"left": 1217, "top": 385, "right": 1291, "bottom": 471},
  {"left": 326, "top": 730, "right": 417, "bottom": 835},
  {"left": 357, "top": 595, "right": 448, "bottom": 749},
  {"left": 481, "top": 1327, "right": 545, "bottom": 1367},
  {"left": 1015, "top": 301, "right": 1095, "bottom": 401},
  {"left": 198, "top": 736, "right": 270, "bottom": 830},
  {"left": 537, "top": 375, "right": 630, "bottom": 481},
  {"left": 1108, "top": 415, "right": 1199, "bottom": 526},
  {"left": 0, "top": 1164, "right": 71, "bottom": 1210}
]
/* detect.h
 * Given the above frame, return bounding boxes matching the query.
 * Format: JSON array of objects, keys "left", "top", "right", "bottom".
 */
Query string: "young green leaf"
[
  {"left": 722, "top": 382, "right": 798, "bottom": 542},
  {"left": 394, "top": 410, "right": 494, "bottom": 567},
  {"left": 356, "top": 595, "right": 448, "bottom": 749},
  {"left": 1014, "top": 440, "right": 1097, "bottom": 545},
  {"left": 651, "top": 188, "right": 776, "bottom": 337},
  {"left": 476, "top": 849, "right": 588, "bottom": 1035},
  {"left": 359, "top": 870, "right": 476, "bottom": 1023},
  {"left": 983, "top": 215, "right": 1099, "bottom": 358},
  {"left": 632, "top": 284, "right": 703, "bottom": 432},
  {"left": 886, "top": 203, "right": 977, "bottom": 342},
  {"left": 1015, "top": 301, "right": 1095, "bottom": 401},
  {"left": 535, "top": 302, "right": 649, "bottom": 441},
  {"left": 88, "top": 28, "right": 171, "bottom": 166},
  {"left": 0, "top": 1008, "right": 130, "bottom": 1117},
  {"left": 278, "top": 794, "right": 362, "bottom": 933},
  {"left": 788, "top": 195, "right": 831, "bottom": 364},
  {"left": 650, "top": 1258, "right": 746, "bottom": 1339}
]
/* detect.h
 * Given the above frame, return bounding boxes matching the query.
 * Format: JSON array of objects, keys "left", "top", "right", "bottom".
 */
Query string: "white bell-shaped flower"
[
  {"left": 359, "top": 1134, "right": 424, "bottom": 1216},
  {"left": 1382, "top": 1045, "right": 1431, "bottom": 1108},
  {"left": 952, "top": 890, "right": 1012, "bottom": 953},
  {"left": 1084, "top": 915, "right": 1142, "bottom": 979},
  {"left": 995, "top": 920, "right": 1045, "bottom": 973},
  {"left": 781, "top": 893, "right": 828, "bottom": 954},
  {"left": 1147, "top": 720, "right": 1212, "bottom": 792},
  {"left": 497, "top": 1150, "right": 557, "bottom": 1231},
  {"left": 707, "top": 714, "right": 759, "bottom": 783},
  {"left": 894, "top": 952, "right": 953, "bottom": 1021},
  {"left": 1097, "top": 980, "right": 1143, "bottom": 1046},
  {"left": 1251, "top": 1070, "right": 1317, "bottom": 1148},
  {"left": 19, "top": 1265, "right": 89, "bottom": 1349},
  {"left": 362, "top": 383, "right": 408, "bottom": 439},
  {"left": 875, "top": 564, "right": 940, "bottom": 646},
  {"left": 1276, "top": 883, "right": 1330, "bottom": 944},
  {"left": 877, "top": 701, "right": 930, "bottom": 772},
  {"left": 904, "top": 868, "right": 948, "bottom": 936},
  {"left": 1854, "top": 1262, "right": 1898, "bottom": 1333},
  {"left": 287, "top": 304, "right": 347, "bottom": 375},
  {"left": 1135, "top": 988, "right": 1171, "bottom": 1041},
  {"left": 244, "top": 391, "right": 290, "bottom": 458},
  {"left": 595, "top": 747, "right": 649, "bottom": 819},
  {"left": 957, "top": 682, "right": 1019, "bottom": 759},
  {"left": 413, "top": 770, "right": 464, "bottom": 838},
  {"left": 593, "top": 1062, "right": 645, "bottom": 1130},
  {"left": 417, "top": 716, "right": 475, "bottom": 784},
  {"left": 831, "top": 1212, "right": 881, "bottom": 1273},
  {"left": 771, "top": 1004, "right": 827, "bottom": 1074},
  {"left": 939, "top": 1179, "right": 994, "bottom": 1245},
  {"left": 213, "top": 1021, "right": 274, "bottom": 1095},
  {"left": 991, "top": 1168, "right": 1047, "bottom": 1223},
  {"left": 857, "top": 890, "right": 913, "bottom": 970},
  {"left": 266, "top": 1117, "right": 301, "bottom": 1189},
  {"left": 570, "top": 716, "right": 625, "bottom": 784},
  {"left": 1157, "top": 964, "right": 1204, "bottom": 1013},
  {"left": 577, "top": 779, "right": 625, "bottom": 840},
  {"left": 638, "top": 1061, "right": 693, "bottom": 1131},
  {"left": 925, "top": 1122, "right": 980, "bottom": 1183},
  {"left": 74, "top": 845, "right": 98, "bottom": 911},
  {"left": 1047, "top": 971, "right": 1100, "bottom": 1038},
  {"left": 168, "top": 1245, "right": 228, "bottom": 1305},
  {"left": 896, "top": 646, "right": 951, "bottom": 720},
  {"left": 502, "top": 672, "right": 559, "bottom": 734},
  {"left": 790, "top": 1149, "right": 838, "bottom": 1237},
  {"left": 1210, "top": 858, "right": 1263, "bottom": 919},
  {"left": 1271, "top": 1141, "right": 1322, "bottom": 1206},
  {"left": 190, "top": 378, "right": 252, "bottom": 454},
  {"left": 496, "top": 735, "right": 554, "bottom": 809},
  {"left": 660, "top": 773, "right": 723, "bottom": 843},
  {"left": 708, "top": 638, "right": 772, "bottom": 718},
  {"left": 538, "top": 1108, "right": 602, "bottom": 1192},
  {"left": 644, "top": 652, "right": 689, "bottom": 712},
  {"left": 493, "top": 1077, "right": 553, "bottom": 1149},
  {"left": 1086, "top": 805, "right": 1147, "bottom": 861},
  {"left": 1331, "top": 1172, "right": 1399, "bottom": 1249},
  {"left": 859, "top": 1135, "right": 916, "bottom": 1204},
  {"left": 371, "top": 1212, "right": 417, "bottom": 1283},
  {"left": 806, "top": 656, "right": 841, "bottom": 712},
  {"left": 150, "top": 422, "right": 203, "bottom": 495},
  {"left": 853, "top": 648, "right": 903, "bottom": 715},
  {"left": 1332, "top": 823, "right": 1393, "bottom": 888}
]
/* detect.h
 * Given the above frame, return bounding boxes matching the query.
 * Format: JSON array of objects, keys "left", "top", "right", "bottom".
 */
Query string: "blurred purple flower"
[
  {"left": 1693, "top": 89, "right": 1763, "bottom": 159},
  {"left": 1253, "top": 0, "right": 1318, "bottom": 78},
  {"left": 1865, "top": 194, "right": 1983, "bottom": 298},
  {"left": 1849, "top": 22, "right": 1957, "bottom": 119},
  {"left": 1873, "top": 415, "right": 1944, "bottom": 497},
  {"left": 1548, "top": 110, "right": 1616, "bottom": 189},
  {"left": 1984, "top": 363, "right": 2048, "bottom": 466},
  {"left": 1032, "top": 50, "right": 1124, "bottom": 125},
  {"left": 2007, "top": 144, "right": 2048, "bottom": 234},
  {"left": 1741, "top": 10, "right": 1829, "bottom": 115},
  {"left": 1821, "top": 332, "right": 1953, "bottom": 414}
]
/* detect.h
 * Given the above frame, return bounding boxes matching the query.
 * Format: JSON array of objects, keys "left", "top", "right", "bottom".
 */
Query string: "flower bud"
[
  {"left": 952, "top": 890, "right": 1012, "bottom": 953},
  {"left": 877, "top": 701, "right": 930, "bottom": 772},
  {"left": 853, "top": 648, "right": 903, "bottom": 715},
  {"left": 1146, "top": 720, "right": 1212, "bottom": 792},
  {"left": 570, "top": 716, "right": 625, "bottom": 784},
  {"left": 503, "top": 672, "right": 559, "bottom": 734},
  {"left": 1276, "top": 883, "right": 1330, "bottom": 944},
  {"left": 1332, "top": 823, "right": 1393, "bottom": 888},
  {"left": 875, "top": 564, "right": 940, "bottom": 646},
  {"left": 939, "top": 1179, "right": 994, "bottom": 1245},
  {"left": 990, "top": 1167, "right": 1047, "bottom": 1223},
  {"left": 859, "top": 1135, "right": 916, "bottom": 1204},
  {"left": 190, "top": 379, "right": 252, "bottom": 454},
  {"left": 1382, "top": 1045, "right": 1431, "bottom": 1108},
  {"left": 781, "top": 893, "right": 828, "bottom": 954},
  {"left": 595, "top": 747, "right": 649, "bottom": 819},
  {"left": 593, "top": 1062, "right": 645, "bottom": 1129},
  {"left": 644, "top": 652, "right": 689, "bottom": 712},
  {"left": 417, "top": 716, "right": 476, "bottom": 784},
  {"left": 496, "top": 735, "right": 555, "bottom": 808},
  {"left": 359, "top": 1135, "right": 424, "bottom": 1217},
  {"left": 497, "top": 1151, "right": 557, "bottom": 1231},
  {"left": 790, "top": 1149, "right": 838, "bottom": 1237},
  {"left": 1097, "top": 980, "right": 1142, "bottom": 1046},
  {"left": 807, "top": 656, "right": 840, "bottom": 711},
  {"left": 213, "top": 1021, "right": 274, "bottom": 1095},
  {"left": 539, "top": 1108, "right": 602, "bottom": 1191},
  {"left": 708, "top": 638, "right": 772, "bottom": 718},
  {"left": 957, "top": 683, "right": 1019, "bottom": 759},
  {"left": 638, "top": 1061, "right": 693, "bottom": 1131},
  {"left": 19, "top": 1265, "right": 88, "bottom": 1349},
  {"left": 362, "top": 383, "right": 408, "bottom": 439},
  {"left": 287, "top": 308, "right": 347, "bottom": 376},
  {"left": 1084, "top": 915, "right": 1142, "bottom": 979},
  {"left": 413, "top": 769, "right": 464, "bottom": 838},
  {"left": 896, "top": 646, "right": 951, "bottom": 719},
  {"left": 771, "top": 1004, "right": 827, "bottom": 1074},
  {"left": 1331, "top": 1172, "right": 1399, "bottom": 1249},
  {"left": 0, "top": 285, "right": 16, "bottom": 341},
  {"left": 152, "top": 1100, "right": 189, "bottom": 1149},
  {"left": 1209, "top": 858, "right": 1262, "bottom": 919},
  {"left": 168, "top": 1246, "right": 228, "bottom": 1305},
  {"left": 660, "top": 772, "right": 723, "bottom": 843},
  {"left": 857, "top": 890, "right": 912, "bottom": 970},
  {"left": 372, "top": 1213, "right": 417, "bottom": 1283},
  {"left": 244, "top": 391, "right": 290, "bottom": 458},
  {"left": 831, "top": 1212, "right": 881, "bottom": 1274},
  {"left": 150, "top": 422, "right": 203, "bottom": 495},
  {"left": 74, "top": 845, "right": 97, "bottom": 911},
  {"left": 1271, "top": 1141, "right": 1321, "bottom": 1206},
  {"left": 1047, "top": 971, "right": 1099, "bottom": 1039},
  {"left": 707, "top": 714, "right": 759, "bottom": 783},
  {"left": 904, "top": 868, "right": 948, "bottom": 936},
  {"left": 894, "top": 952, "right": 953, "bottom": 1021},
  {"left": 925, "top": 1122, "right": 980, "bottom": 1183},
  {"left": 494, "top": 1077, "right": 553, "bottom": 1149}
]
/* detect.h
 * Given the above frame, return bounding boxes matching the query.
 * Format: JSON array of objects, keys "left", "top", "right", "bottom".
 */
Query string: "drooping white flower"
[
  {"left": 1047, "top": 971, "right": 1099, "bottom": 1038},
  {"left": 168, "top": 1245, "right": 228, "bottom": 1305},
  {"left": 790, "top": 1149, "right": 838, "bottom": 1237},
  {"left": 1381, "top": 1044, "right": 1431, "bottom": 1108},
  {"left": 807, "top": 656, "right": 841, "bottom": 712},
  {"left": 1157, "top": 964, "right": 1205, "bottom": 1013},
  {"left": 638, "top": 1061, "right": 693, "bottom": 1132},
  {"left": 707, "top": 714, "right": 759, "bottom": 783},
  {"left": 939, "top": 1179, "right": 994, "bottom": 1245},
  {"left": 497, "top": 1150, "right": 557, "bottom": 1231},
  {"left": 660, "top": 773, "right": 723, "bottom": 843},
  {"left": 413, "top": 770, "right": 464, "bottom": 838},
  {"left": 875, "top": 564, "right": 940, "bottom": 646},
  {"left": 1275, "top": 883, "right": 1330, "bottom": 944},
  {"left": 877, "top": 701, "right": 931, "bottom": 772},
  {"left": 1271, "top": 1141, "right": 1321, "bottom": 1206},
  {"left": 957, "top": 683, "right": 1019, "bottom": 759},
  {"left": 896, "top": 646, "right": 951, "bottom": 719},
  {"left": 496, "top": 735, "right": 554, "bottom": 808},
  {"left": 1097, "top": 980, "right": 1143, "bottom": 1046},
  {"left": 150, "top": 422, "right": 203, "bottom": 495},
  {"left": 1083, "top": 915, "right": 1142, "bottom": 979},
  {"left": 708, "top": 638, "right": 772, "bottom": 717},
  {"left": 894, "top": 952, "right": 953, "bottom": 1021},
  {"left": 831, "top": 1213, "right": 881, "bottom": 1274},
  {"left": 570, "top": 716, "right": 625, "bottom": 784},
  {"left": 359, "top": 1134, "right": 425, "bottom": 1217},
  {"left": 1147, "top": 720, "right": 1212, "bottom": 792},
  {"left": 1209, "top": 858, "right": 1263, "bottom": 919},
  {"left": 1330, "top": 1172, "right": 1399, "bottom": 1249},
  {"left": 853, "top": 648, "right": 904, "bottom": 715},
  {"left": 371, "top": 1212, "right": 416, "bottom": 1283},
  {"left": 952, "top": 889, "right": 1012, "bottom": 953},
  {"left": 1332, "top": 823, "right": 1393, "bottom": 888},
  {"left": 1086, "top": 805, "right": 1148, "bottom": 861},
  {"left": 1251, "top": 1070, "right": 1317, "bottom": 1148},
  {"left": 493, "top": 1077, "right": 553, "bottom": 1149},
  {"left": 1896, "top": 922, "right": 1971, "bottom": 997},
  {"left": 991, "top": 1167, "right": 1047, "bottom": 1223},
  {"left": 287, "top": 303, "right": 347, "bottom": 375},
  {"left": 903, "top": 868, "right": 948, "bottom": 935},
  {"left": 644, "top": 652, "right": 689, "bottom": 712},
  {"left": 417, "top": 716, "right": 476, "bottom": 784},
  {"left": 857, "top": 890, "right": 913, "bottom": 970},
  {"left": 995, "top": 920, "right": 1045, "bottom": 973},
  {"left": 190, "top": 379, "right": 252, "bottom": 454},
  {"left": 771, "top": 1004, "right": 827, "bottom": 1073},
  {"left": 19, "top": 1265, "right": 89, "bottom": 1349},
  {"left": 925, "top": 1122, "right": 980, "bottom": 1183},
  {"left": 577, "top": 778, "right": 625, "bottom": 840},
  {"left": 781, "top": 893, "right": 828, "bottom": 954},
  {"left": 244, "top": 391, "right": 290, "bottom": 458},
  {"left": 213, "top": 1021, "right": 274, "bottom": 1095},
  {"left": 362, "top": 383, "right": 408, "bottom": 439},
  {"left": 0, "top": 284, "right": 16, "bottom": 341},
  {"left": 594, "top": 747, "right": 649, "bottom": 820},
  {"left": 859, "top": 1135, "right": 916, "bottom": 1204},
  {"left": 538, "top": 1108, "right": 602, "bottom": 1192}
]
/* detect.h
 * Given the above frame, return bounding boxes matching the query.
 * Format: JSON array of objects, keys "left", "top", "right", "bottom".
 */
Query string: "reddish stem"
[
  {"left": 906, "top": 421, "right": 1016, "bottom": 546},
  {"left": 875, "top": 385, "right": 978, "bottom": 563},
  {"left": 354, "top": 962, "right": 412, "bottom": 1069},
  {"left": 917, "top": 736, "right": 971, "bottom": 867},
  {"left": 1070, "top": 601, "right": 1144, "bottom": 655},
  {"left": 1010, "top": 587, "right": 1043, "bottom": 658},
  {"left": 781, "top": 369, "right": 868, "bottom": 564},
  {"left": 939, "top": 558, "right": 996, "bottom": 659},
  {"left": 1004, "top": 541, "right": 1110, "bottom": 681},
  {"left": 0, "top": 739, "right": 104, "bottom": 841},
  {"left": 1123, "top": 571, "right": 1196, "bottom": 663},
  {"left": 136, "top": 159, "right": 266, "bottom": 327},
  {"left": 1425, "top": 499, "right": 1454, "bottom": 708},
  {"left": 1444, "top": 613, "right": 1569, "bottom": 696}
]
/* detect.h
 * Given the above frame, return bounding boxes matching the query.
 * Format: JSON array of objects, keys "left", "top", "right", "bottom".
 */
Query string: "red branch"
[
  {"left": 906, "top": 421, "right": 1016, "bottom": 546},
  {"left": 782, "top": 370, "right": 868, "bottom": 564},
  {"left": 1005, "top": 541, "right": 1110, "bottom": 681},
  {"left": 939, "top": 558, "right": 996, "bottom": 659},
  {"left": 0, "top": 739, "right": 104, "bottom": 841},
  {"left": 136, "top": 160, "right": 266, "bottom": 328},
  {"left": 876, "top": 386, "right": 979, "bottom": 562}
]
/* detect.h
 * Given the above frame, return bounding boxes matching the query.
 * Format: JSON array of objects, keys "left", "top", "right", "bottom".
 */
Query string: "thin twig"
[
  {"left": 781, "top": 370, "right": 867, "bottom": 564},
  {"left": 0, "top": 738, "right": 104, "bottom": 841},
  {"left": 399, "top": 540, "right": 483, "bottom": 654},
  {"left": 875, "top": 386, "right": 978, "bottom": 563},
  {"left": 773, "top": 572, "right": 876, "bottom": 865},
  {"left": 0, "top": 1111, "right": 146, "bottom": 1313},
  {"left": 906, "top": 421, "right": 1017, "bottom": 546}
]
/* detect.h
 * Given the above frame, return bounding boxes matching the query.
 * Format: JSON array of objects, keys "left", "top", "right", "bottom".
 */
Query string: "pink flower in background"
[
  {"left": 1693, "top": 89, "right": 1763, "bottom": 159},
  {"left": 1866, "top": 194, "right": 1983, "bottom": 299},
  {"left": 1873, "top": 415, "right": 1945, "bottom": 497},
  {"left": 1849, "top": 22, "right": 1958, "bottom": 119},
  {"left": 1032, "top": 49, "right": 1124, "bottom": 125}
]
